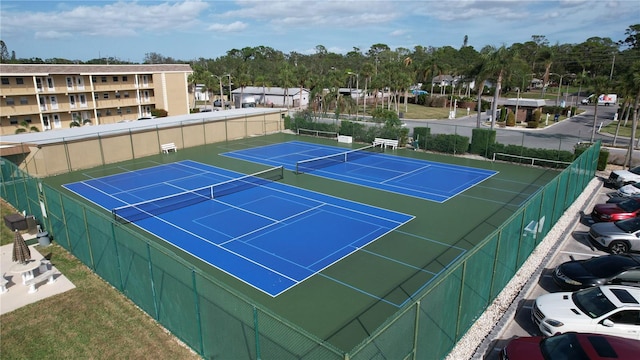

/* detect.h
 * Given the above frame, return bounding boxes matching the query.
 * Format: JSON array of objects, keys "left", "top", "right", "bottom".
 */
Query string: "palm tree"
[
  {"left": 361, "top": 62, "right": 375, "bottom": 115},
  {"left": 295, "top": 64, "right": 311, "bottom": 109},
  {"left": 254, "top": 75, "right": 271, "bottom": 105},
  {"left": 480, "top": 46, "right": 515, "bottom": 130},
  {"left": 278, "top": 64, "right": 295, "bottom": 107},
  {"left": 624, "top": 62, "right": 640, "bottom": 168}
]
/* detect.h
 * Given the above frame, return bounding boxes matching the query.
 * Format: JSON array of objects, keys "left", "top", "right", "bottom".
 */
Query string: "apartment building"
[{"left": 0, "top": 63, "right": 192, "bottom": 136}]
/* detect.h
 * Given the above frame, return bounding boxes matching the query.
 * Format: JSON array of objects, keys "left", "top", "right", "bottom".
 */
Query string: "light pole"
[
  {"left": 225, "top": 74, "right": 232, "bottom": 108},
  {"left": 348, "top": 72, "right": 359, "bottom": 118}
]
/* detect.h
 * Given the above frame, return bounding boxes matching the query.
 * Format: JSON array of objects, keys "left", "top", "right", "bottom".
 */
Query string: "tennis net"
[
  {"left": 112, "top": 166, "right": 284, "bottom": 223},
  {"left": 295, "top": 144, "right": 383, "bottom": 174},
  {"left": 297, "top": 128, "right": 339, "bottom": 139}
]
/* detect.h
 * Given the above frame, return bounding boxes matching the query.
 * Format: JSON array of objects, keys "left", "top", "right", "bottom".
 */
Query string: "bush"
[
  {"left": 469, "top": 128, "right": 496, "bottom": 156},
  {"left": 526, "top": 120, "right": 538, "bottom": 128},
  {"left": 151, "top": 108, "right": 168, "bottom": 118},
  {"left": 506, "top": 112, "right": 516, "bottom": 127},
  {"left": 413, "top": 127, "right": 431, "bottom": 149},
  {"left": 425, "top": 134, "right": 469, "bottom": 154}
]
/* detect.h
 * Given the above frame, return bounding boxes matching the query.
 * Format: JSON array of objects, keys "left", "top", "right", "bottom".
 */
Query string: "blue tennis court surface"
[
  {"left": 222, "top": 141, "right": 497, "bottom": 202},
  {"left": 63, "top": 160, "right": 413, "bottom": 296}
]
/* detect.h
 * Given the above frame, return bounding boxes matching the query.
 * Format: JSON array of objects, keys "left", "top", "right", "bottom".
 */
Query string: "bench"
[
  {"left": 0, "top": 275, "right": 8, "bottom": 294},
  {"left": 373, "top": 138, "right": 399, "bottom": 150},
  {"left": 161, "top": 143, "right": 177, "bottom": 154},
  {"left": 24, "top": 269, "right": 57, "bottom": 294}
]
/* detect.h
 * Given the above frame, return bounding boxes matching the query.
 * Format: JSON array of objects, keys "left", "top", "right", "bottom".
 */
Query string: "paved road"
[{"left": 401, "top": 104, "right": 623, "bottom": 152}]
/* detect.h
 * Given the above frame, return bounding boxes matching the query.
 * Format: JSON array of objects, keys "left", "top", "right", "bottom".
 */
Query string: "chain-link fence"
[{"left": 1, "top": 140, "right": 599, "bottom": 359}]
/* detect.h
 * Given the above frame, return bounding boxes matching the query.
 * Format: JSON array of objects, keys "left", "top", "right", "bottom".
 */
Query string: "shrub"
[
  {"left": 506, "top": 111, "right": 516, "bottom": 127},
  {"left": 469, "top": 128, "right": 496, "bottom": 156}
]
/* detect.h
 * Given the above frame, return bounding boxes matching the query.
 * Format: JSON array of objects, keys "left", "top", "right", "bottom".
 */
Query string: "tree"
[
  {"left": 278, "top": 64, "right": 295, "bottom": 107},
  {"left": 0, "top": 40, "right": 9, "bottom": 63},
  {"left": 481, "top": 46, "right": 516, "bottom": 129}
]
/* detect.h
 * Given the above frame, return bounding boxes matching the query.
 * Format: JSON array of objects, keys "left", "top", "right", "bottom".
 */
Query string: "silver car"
[{"left": 589, "top": 217, "right": 640, "bottom": 254}]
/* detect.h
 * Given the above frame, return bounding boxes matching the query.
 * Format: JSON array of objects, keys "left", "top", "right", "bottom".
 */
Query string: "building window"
[
  {"left": 126, "top": 107, "right": 132, "bottom": 113},
  {"left": 9, "top": 119, "right": 18, "bottom": 125},
  {"left": 94, "top": 93, "right": 99, "bottom": 100},
  {"left": 103, "top": 93, "right": 109, "bottom": 99},
  {"left": 112, "top": 76, "right": 118, "bottom": 82},
  {"left": 116, "top": 108, "right": 122, "bottom": 115},
  {"left": 23, "top": 118, "right": 32, "bottom": 123},
  {"left": 6, "top": 97, "right": 14, "bottom": 106},
  {"left": 115, "top": 92, "right": 121, "bottom": 99},
  {"left": 101, "top": 76, "right": 107, "bottom": 83},
  {"left": 20, "top": 97, "right": 28, "bottom": 105},
  {"left": 16, "top": 78, "right": 24, "bottom": 85},
  {"left": 123, "top": 92, "right": 130, "bottom": 98},
  {"left": 122, "top": 76, "right": 128, "bottom": 82},
  {"left": 96, "top": 110, "right": 102, "bottom": 117},
  {"left": 1, "top": 77, "right": 9, "bottom": 85},
  {"left": 92, "top": 76, "right": 97, "bottom": 83},
  {"left": 106, "top": 109, "right": 111, "bottom": 115}
]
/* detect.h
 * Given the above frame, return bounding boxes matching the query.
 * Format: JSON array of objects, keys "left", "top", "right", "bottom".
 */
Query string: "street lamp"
[
  {"left": 225, "top": 74, "right": 233, "bottom": 108},
  {"left": 347, "top": 71, "right": 359, "bottom": 118}
]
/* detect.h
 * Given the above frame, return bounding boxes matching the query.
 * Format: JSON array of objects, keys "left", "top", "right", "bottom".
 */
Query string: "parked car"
[
  {"left": 532, "top": 285, "right": 640, "bottom": 340},
  {"left": 213, "top": 99, "right": 230, "bottom": 108},
  {"left": 591, "top": 198, "right": 640, "bottom": 222},
  {"left": 607, "top": 166, "right": 640, "bottom": 188},
  {"left": 607, "top": 194, "right": 640, "bottom": 204},
  {"left": 617, "top": 182, "right": 640, "bottom": 197},
  {"left": 500, "top": 332, "right": 640, "bottom": 360},
  {"left": 553, "top": 254, "right": 640, "bottom": 290},
  {"left": 589, "top": 217, "right": 640, "bottom": 254}
]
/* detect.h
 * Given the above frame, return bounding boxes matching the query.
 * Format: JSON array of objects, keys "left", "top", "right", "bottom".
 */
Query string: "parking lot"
[{"left": 475, "top": 173, "right": 617, "bottom": 359}]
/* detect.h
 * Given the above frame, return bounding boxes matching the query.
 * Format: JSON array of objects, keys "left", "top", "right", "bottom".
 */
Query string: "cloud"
[
  {"left": 390, "top": 29, "right": 407, "bottom": 37},
  {"left": 35, "top": 31, "right": 72, "bottom": 40},
  {"left": 208, "top": 21, "right": 248, "bottom": 32},
  {"left": 223, "top": 1, "right": 401, "bottom": 28},
  {"left": 1, "top": 0, "right": 210, "bottom": 38}
]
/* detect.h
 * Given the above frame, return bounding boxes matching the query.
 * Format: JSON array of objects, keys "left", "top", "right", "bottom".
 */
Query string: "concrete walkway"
[{"left": 0, "top": 240, "right": 75, "bottom": 315}]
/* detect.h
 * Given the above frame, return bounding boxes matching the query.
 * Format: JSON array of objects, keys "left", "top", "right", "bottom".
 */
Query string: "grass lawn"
[
  {"left": 600, "top": 121, "right": 640, "bottom": 139},
  {"left": 0, "top": 199, "right": 200, "bottom": 360}
]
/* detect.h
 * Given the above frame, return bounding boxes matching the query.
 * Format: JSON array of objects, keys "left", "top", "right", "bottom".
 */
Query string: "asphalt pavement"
[{"left": 479, "top": 175, "right": 615, "bottom": 360}]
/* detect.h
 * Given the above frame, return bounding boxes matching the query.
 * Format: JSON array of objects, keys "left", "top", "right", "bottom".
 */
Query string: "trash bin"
[{"left": 37, "top": 231, "right": 51, "bottom": 247}]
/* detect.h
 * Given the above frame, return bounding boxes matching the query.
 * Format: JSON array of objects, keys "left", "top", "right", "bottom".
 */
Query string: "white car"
[
  {"left": 617, "top": 182, "right": 640, "bottom": 197},
  {"left": 532, "top": 285, "right": 640, "bottom": 340}
]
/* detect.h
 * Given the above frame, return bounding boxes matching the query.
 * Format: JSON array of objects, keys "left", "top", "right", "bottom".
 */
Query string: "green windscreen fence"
[{"left": 1, "top": 141, "right": 600, "bottom": 360}]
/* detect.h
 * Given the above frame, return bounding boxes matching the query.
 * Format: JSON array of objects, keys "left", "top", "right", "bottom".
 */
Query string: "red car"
[
  {"left": 591, "top": 198, "right": 640, "bottom": 222},
  {"left": 500, "top": 332, "right": 640, "bottom": 360}
]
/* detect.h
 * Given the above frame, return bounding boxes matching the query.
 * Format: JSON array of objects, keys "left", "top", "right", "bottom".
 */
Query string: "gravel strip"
[{"left": 445, "top": 175, "right": 604, "bottom": 360}]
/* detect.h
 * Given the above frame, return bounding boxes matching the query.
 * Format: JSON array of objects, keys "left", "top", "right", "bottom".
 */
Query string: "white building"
[{"left": 231, "top": 87, "right": 309, "bottom": 108}]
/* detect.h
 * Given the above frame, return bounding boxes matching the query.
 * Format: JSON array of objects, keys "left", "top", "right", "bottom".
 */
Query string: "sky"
[{"left": 1, "top": 0, "right": 638, "bottom": 63}]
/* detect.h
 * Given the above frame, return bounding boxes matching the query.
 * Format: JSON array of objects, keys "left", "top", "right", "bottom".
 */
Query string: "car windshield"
[
  {"left": 614, "top": 217, "right": 640, "bottom": 232},
  {"left": 540, "top": 333, "right": 588, "bottom": 360},
  {"left": 583, "top": 256, "right": 639, "bottom": 277},
  {"left": 631, "top": 167, "right": 640, "bottom": 175},
  {"left": 618, "top": 199, "right": 640, "bottom": 212},
  {"left": 572, "top": 287, "right": 616, "bottom": 319}
]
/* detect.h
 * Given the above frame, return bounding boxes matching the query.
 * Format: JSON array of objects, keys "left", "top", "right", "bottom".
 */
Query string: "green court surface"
[{"left": 46, "top": 132, "right": 559, "bottom": 351}]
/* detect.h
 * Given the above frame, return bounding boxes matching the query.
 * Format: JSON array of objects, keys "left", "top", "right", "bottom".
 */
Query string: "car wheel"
[{"left": 609, "top": 241, "right": 630, "bottom": 254}]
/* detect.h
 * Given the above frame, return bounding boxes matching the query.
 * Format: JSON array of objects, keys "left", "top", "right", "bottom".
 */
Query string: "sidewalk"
[{"left": 0, "top": 241, "right": 75, "bottom": 315}]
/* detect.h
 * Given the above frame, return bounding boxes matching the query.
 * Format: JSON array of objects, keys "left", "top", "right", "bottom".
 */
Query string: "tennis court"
[
  {"left": 38, "top": 132, "right": 567, "bottom": 356},
  {"left": 63, "top": 160, "right": 413, "bottom": 296},
  {"left": 222, "top": 141, "right": 497, "bottom": 202}
]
